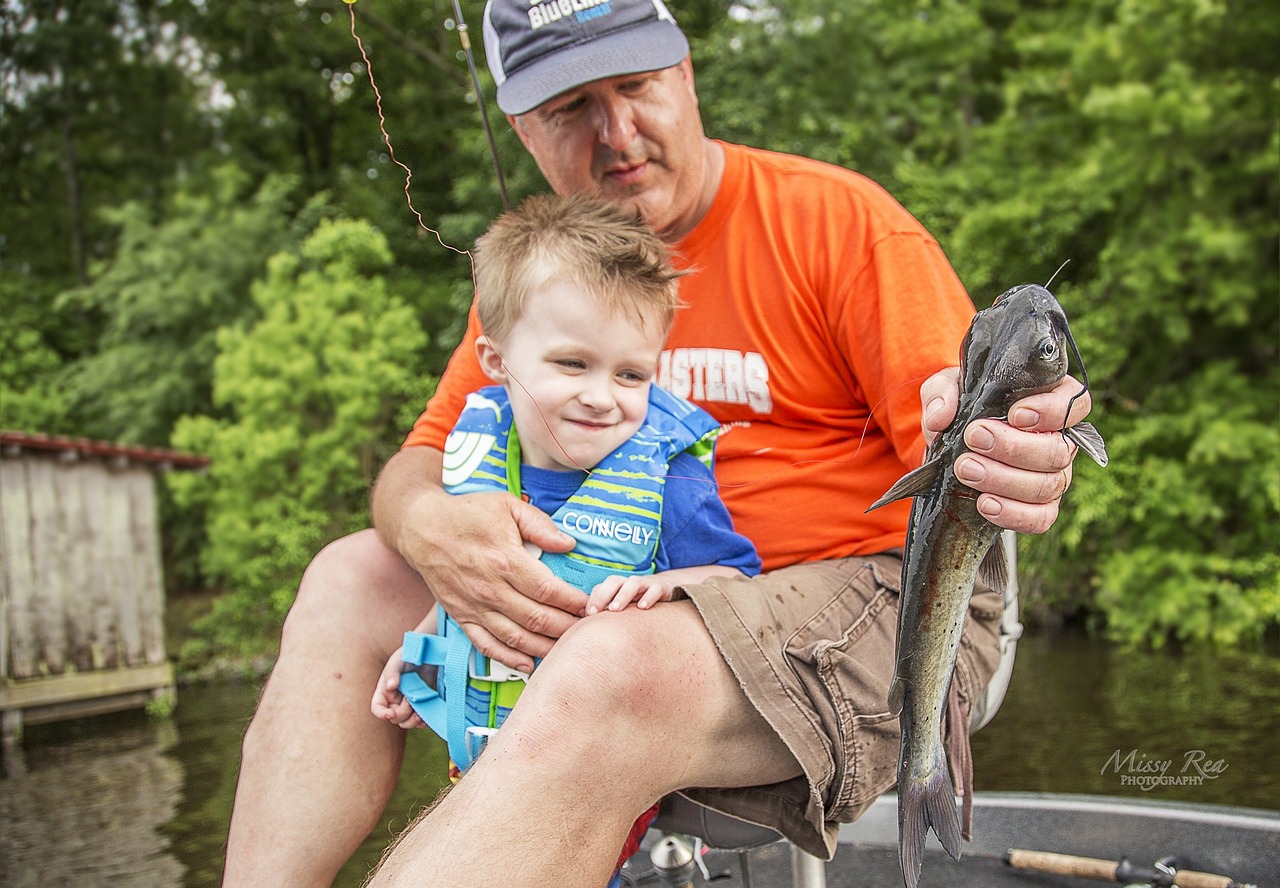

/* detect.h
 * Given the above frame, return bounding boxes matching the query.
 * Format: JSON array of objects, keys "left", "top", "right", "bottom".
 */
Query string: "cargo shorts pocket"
[{"left": 783, "top": 556, "right": 904, "bottom": 821}]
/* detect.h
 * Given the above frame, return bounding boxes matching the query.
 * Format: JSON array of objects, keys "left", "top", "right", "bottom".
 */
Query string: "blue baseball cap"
[{"left": 482, "top": 0, "right": 690, "bottom": 115}]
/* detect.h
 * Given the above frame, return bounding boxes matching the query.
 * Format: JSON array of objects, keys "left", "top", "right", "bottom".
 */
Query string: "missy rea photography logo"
[{"left": 1101, "top": 749, "right": 1229, "bottom": 791}]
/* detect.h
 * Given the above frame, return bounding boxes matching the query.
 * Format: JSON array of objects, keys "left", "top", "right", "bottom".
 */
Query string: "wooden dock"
[{"left": 0, "top": 432, "right": 208, "bottom": 761}]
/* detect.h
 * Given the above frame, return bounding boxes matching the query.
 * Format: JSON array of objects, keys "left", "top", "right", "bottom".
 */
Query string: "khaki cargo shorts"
[{"left": 678, "top": 553, "right": 1003, "bottom": 859}]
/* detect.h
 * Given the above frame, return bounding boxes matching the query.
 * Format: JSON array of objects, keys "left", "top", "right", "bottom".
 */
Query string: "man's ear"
[
  {"left": 677, "top": 55, "right": 698, "bottom": 106},
  {"left": 508, "top": 113, "right": 534, "bottom": 153},
  {"left": 475, "top": 335, "right": 508, "bottom": 383}
]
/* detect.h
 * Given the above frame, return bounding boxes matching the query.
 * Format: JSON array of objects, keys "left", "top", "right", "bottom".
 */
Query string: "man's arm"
[
  {"left": 921, "top": 369, "right": 1092, "bottom": 534},
  {"left": 370, "top": 445, "right": 587, "bottom": 672}
]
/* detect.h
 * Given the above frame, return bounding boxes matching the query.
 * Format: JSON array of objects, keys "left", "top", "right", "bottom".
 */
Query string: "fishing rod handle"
[
  {"left": 1005, "top": 849, "right": 1236, "bottom": 888},
  {"left": 1006, "top": 849, "right": 1122, "bottom": 881}
]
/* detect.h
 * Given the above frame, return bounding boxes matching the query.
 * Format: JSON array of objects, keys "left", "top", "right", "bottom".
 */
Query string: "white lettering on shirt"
[{"left": 660, "top": 348, "right": 773, "bottom": 414}]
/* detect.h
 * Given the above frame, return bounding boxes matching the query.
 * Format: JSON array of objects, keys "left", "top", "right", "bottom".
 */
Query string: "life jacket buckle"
[
  {"left": 468, "top": 652, "right": 532, "bottom": 683},
  {"left": 465, "top": 725, "right": 499, "bottom": 760}
]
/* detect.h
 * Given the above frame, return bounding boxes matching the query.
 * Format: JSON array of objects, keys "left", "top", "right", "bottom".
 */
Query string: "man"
[{"left": 223, "top": 2, "right": 1091, "bottom": 885}]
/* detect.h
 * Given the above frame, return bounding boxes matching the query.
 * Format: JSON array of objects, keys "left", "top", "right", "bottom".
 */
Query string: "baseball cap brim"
[{"left": 493, "top": 18, "right": 689, "bottom": 116}]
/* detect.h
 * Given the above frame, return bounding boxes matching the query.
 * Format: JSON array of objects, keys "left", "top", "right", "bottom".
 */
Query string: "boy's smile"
[{"left": 476, "top": 278, "right": 667, "bottom": 472}]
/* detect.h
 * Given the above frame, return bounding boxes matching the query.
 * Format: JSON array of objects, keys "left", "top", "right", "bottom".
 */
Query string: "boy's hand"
[
  {"left": 586, "top": 575, "right": 674, "bottom": 614},
  {"left": 370, "top": 646, "right": 426, "bottom": 730}
]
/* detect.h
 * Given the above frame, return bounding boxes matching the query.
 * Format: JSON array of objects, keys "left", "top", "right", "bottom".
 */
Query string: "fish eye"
[{"left": 1039, "top": 339, "right": 1059, "bottom": 361}]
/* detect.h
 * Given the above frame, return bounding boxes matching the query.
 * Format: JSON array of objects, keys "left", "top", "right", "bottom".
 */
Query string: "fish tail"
[{"left": 897, "top": 765, "right": 963, "bottom": 888}]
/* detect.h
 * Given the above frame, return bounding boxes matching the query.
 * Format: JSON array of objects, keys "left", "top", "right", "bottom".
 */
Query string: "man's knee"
[
  {"left": 281, "top": 528, "right": 429, "bottom": 647},
  {"left": 531, "top": 606, "right": 712, "bottom": 728},
  {"left": 297, "top": 528, "right": 394, "bottom": 597}
]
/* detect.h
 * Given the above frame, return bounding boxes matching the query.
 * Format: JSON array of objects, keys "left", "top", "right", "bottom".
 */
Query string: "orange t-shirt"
[{"left": 404, "top": 142, "right": 976, "bottom": 571}]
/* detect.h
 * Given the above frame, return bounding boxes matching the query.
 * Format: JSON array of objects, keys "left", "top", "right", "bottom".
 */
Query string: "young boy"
[{"left": 370, "top": 193, "right": 760, "bottom": 879}]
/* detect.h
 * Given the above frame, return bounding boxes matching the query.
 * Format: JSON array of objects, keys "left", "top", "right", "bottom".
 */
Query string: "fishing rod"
[
  {"left": 449, "top": 0, "right": 511, "bottom": 211},
  {"left": 1004, "top": 848, "right": 1257, "bottom": 888}
]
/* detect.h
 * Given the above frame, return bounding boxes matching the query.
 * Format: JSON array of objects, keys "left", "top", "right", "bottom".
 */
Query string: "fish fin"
[
  {"left": 887, "top": 675, "right": 904, "bottom": 716},
  {"left": 898, "top": 768, "right": 963, "bottom": 888},
  {"left": 977, "top": 538, "right": 1008, "bottom": 594},
  {"left": 1064, "top": 421, "right": 1108, "bottom": 468},
  {"left": 867, "top": 456, "right": 945, "bottom": 512}
]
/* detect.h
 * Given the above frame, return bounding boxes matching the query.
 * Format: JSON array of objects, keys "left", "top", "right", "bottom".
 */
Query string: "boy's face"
[{"left": 476, "top": 278, "right": 665, "bottom": 472}]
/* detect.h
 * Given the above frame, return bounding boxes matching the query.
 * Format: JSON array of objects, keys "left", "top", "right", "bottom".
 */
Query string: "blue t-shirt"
[{"left": 520, "top": 452, "right": 761, "bottom": 578}]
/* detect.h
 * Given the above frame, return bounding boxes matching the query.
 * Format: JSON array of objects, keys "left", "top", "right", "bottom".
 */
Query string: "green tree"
[
  {"left": 688, "top": 1, "right": 1278, "bottom": 644},
  {"left": 1, "top": 0, "right": 212, "bottom": 383},
  {"left": 53, "top": 169, "right": 319, "bottom": 446},
  {"left": 0, "top": 0, "right": 209, "bottom": 285},
  {"left": 170, "top": 218, "right": 432, "bottom": 657},
  {"left": 2, "top": 0, "right": 483, "bottom": 446},
  {"left": 0, "top": 307, "right": 64, "bottom": 431},
  {"left": 896, "top": 0, "right": 1280, "bottom": 645}
]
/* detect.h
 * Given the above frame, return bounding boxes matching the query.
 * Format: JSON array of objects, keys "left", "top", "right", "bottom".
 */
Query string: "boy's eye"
[
  {"left": 618, "top": 370, "right": 650, "bottom": 384},
  {"left": 556, "top": 358, "right": 585, "bottom": 370}
]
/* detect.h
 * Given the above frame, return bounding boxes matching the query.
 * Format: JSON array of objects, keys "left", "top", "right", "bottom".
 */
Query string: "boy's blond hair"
[{"left": 472, "top": 193, "right": 683, "bottom": 344}]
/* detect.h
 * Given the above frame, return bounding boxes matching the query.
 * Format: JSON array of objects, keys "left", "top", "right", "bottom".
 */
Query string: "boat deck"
[
  {"left": 621, "top": 792, "right": 1280, "bottom": 888},
  {"left": 624, "top": 843, "right": 1086, "bottom": 888}
]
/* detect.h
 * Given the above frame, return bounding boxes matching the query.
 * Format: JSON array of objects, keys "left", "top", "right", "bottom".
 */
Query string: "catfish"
[{"left": 867, "top": 283, "right": 1107, "bottom": 888}]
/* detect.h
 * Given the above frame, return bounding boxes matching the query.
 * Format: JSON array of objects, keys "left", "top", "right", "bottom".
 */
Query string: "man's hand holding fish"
[
  {"left": 920, "top": 368, "right": 1094, "bottom": 535},
  {"left": 873, "top": 284, "right": 1109, "bottom": 888}
]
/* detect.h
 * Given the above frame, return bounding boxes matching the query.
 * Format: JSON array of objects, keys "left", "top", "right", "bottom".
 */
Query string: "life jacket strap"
[
  {"left": 399, "top": 608, "right": 532, "bottom": 770},
  {"left": 539, "top": 552, "right": 650, "bottom": 594},
  {"left": 399, "top": 558, "right": 645, "bottom": 770}
]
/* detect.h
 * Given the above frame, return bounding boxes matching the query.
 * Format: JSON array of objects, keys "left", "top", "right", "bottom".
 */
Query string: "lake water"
[{"left": 2, "top": 631, "right": 1276, "bottom": 886}]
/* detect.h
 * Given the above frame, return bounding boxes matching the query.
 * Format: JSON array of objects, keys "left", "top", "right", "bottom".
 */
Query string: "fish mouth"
[{"left": 1007, "top": 379, "right": 1061, "bottom": 400}]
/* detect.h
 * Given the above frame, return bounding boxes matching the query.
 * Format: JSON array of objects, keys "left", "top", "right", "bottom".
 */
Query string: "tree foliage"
[
  {"left": 1, "top": 0, "right": 214, "bottom": 427},
  {"left": 924, "top": 0, "right": 1280, "bottom": 647},
  {"left": 3, "top": 0, "right": 1276, "bottom": 649},
  {"left": 1, "top": 0, "right": 209, "bottom": 289},
  {"left": 54, "top": 169, "right": 320, "bottom": 445},
  {"left": 169, "top": 219, "right": 431, "bottom": 658}
]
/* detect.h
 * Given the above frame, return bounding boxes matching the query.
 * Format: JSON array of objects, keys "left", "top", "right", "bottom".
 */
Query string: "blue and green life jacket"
[{"left": 399, "top": 384, "right": 718, "bottom": 770}]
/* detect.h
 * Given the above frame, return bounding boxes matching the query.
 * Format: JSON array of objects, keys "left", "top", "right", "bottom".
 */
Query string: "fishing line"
[
  {"left": 344, "top": 5, "right": 618, "bottom": 479},
  {"left": 347, "top": 2, "right": 472, "bottom": 262},
  {"left": 341, "top": 7, "right": 944, "bottom": 496},
  {"left": 491, "top": 346, "right": 595, "bottom": 474},
  {"left": 1040, "top": 260, "right": 1093, "bottom": 436}
]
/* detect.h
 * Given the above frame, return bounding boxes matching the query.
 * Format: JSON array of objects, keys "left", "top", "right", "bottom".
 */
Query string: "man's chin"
[{"left": 591, "top": 185, "right": 662, "bottom": 225}]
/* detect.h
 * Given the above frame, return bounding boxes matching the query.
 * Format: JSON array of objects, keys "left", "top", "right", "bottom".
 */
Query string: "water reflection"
[
  {"left": 971, "top": 632, "right": 1280, "bottom": 806},
  {"left": 0, "top": 713, "right": 185, "bottom": 887},
  {"left": 1, "top": 632, "right": 1276, "bottom": 887}
]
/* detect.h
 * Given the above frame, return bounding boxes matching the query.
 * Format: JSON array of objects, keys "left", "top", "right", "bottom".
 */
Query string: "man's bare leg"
[
  {"left": 224, "top": 529, "right": 434, "bottom": 887},
  {"left": 368, "top": 601, "right": 801, "bottom": 887}
]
